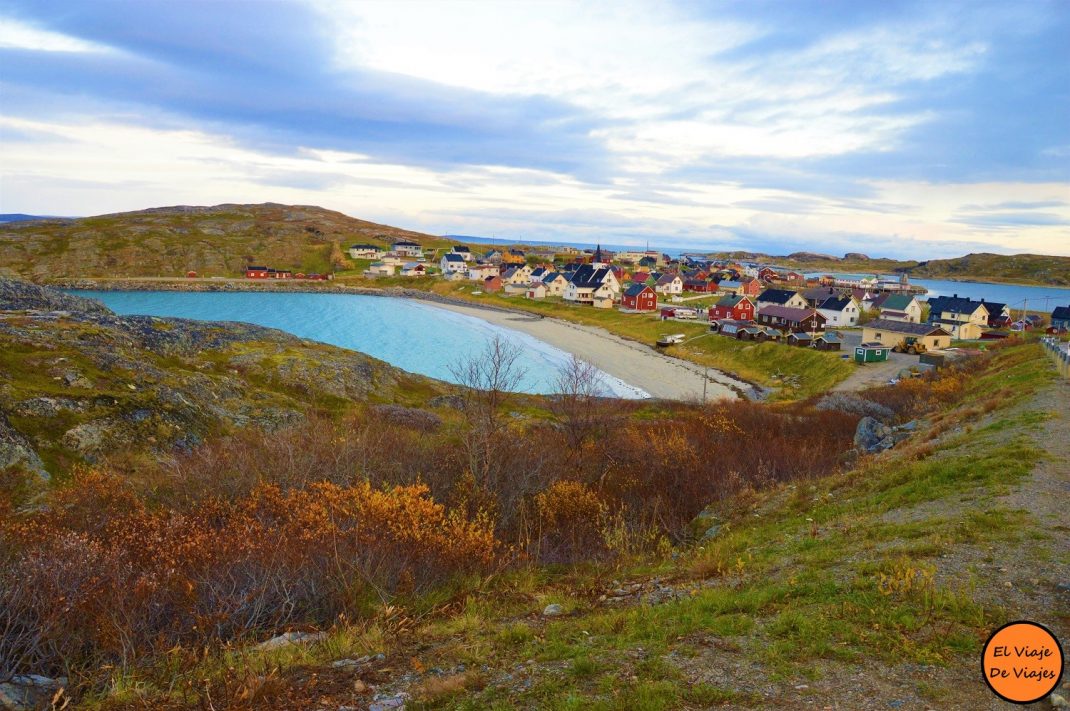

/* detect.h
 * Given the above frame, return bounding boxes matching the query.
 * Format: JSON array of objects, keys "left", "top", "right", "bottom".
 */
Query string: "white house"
[
  {"left": 877, "top": 294, "right": 923, "bottom": 323},
  {"left": 467, "top": 263, "right": 500, "bottom": 281},
  {"left": 526, "top": 282, "right": 548, "bottom": 299},
  {"left": 440, "top": 253, "right": 467, "bottom": 274},
  {"left": 563, "top": 265, "right": 619, "bottom": 305},
  {"left": 542, "top": 272, "right": 568, "bottom": 296},
  {"left": 348, "top": 244, "right": 384, "bottom": 259},
  {"left": 365, "top": 262, "right": 396, "bottom": 276},
  {"left": 450, "top": 245, "right": 474, "bottom": 261},
  {"left": 501, "top": 264, "right": 534, "bottom": 285},
  {"left": 380, "top": 253, "right": 405, "bottom": 266},
  {"left": 817, "top": 295, "right": 861, "bottom": 327},
  {"left": 400, "top": 262, "right": 427, "bottom": 277},
  {"left": 393, "top": 241, "right": 423, "bottom": 258},
  {"left": 654, "top": 273, "right": 684, "bottom": 295}
]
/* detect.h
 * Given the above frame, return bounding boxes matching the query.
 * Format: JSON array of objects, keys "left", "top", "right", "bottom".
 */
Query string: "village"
[{"left": 232, "top": 239, "right": 1070, "bottom": 388}]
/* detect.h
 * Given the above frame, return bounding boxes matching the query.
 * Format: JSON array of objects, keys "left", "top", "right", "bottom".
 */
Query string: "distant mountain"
[
  {"left": 0, "top": 213, "right": 67, "bottom": 223},
  {"left": 705, "top": 250, "right": 1070, "bottom": 287},
  {"left": 0, "top": 203, "right": 438, "bottom": 280}
]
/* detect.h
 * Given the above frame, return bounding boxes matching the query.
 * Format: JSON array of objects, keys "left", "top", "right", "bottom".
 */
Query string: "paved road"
[{"left": 830, "top": 329, "right": 921, "bottom": 392}]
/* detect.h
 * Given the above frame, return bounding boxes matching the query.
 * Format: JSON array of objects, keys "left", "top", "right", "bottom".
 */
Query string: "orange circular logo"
[{"left": 982, "top": 620, "right": 1064, "bottom": 704}]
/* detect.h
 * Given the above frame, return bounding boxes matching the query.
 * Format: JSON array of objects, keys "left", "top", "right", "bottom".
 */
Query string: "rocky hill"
[
  {"left": 0, "top": 203, "right": 438, "bottom": 280},
  {"left": 0, "top": 279, "right": 444, "bottom": 479}
]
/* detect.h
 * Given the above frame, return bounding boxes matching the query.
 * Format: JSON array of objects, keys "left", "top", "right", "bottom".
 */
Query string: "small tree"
[
  {"left": 550, "top": 356, "right": 609, "bottom": 455},
  {"left": 449, "top": 336, "right": 526, "bottom": 492}
]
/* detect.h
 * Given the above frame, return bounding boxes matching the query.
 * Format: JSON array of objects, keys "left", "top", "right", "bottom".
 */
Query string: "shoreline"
[{"left": 53, "top": 278, "right": 758, "bottom": 401}]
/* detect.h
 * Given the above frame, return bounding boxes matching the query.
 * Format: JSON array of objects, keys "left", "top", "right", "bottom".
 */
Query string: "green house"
[{"left": 855, "top": 342, "right": 889, "bottom": 363}]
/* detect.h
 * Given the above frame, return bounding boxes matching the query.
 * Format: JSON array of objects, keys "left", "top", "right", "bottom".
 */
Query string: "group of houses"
[{"left": 243, "top": 266, "right": 331, "bottom": 280}]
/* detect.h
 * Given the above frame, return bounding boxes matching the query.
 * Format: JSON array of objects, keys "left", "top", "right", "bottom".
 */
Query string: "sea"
[{"left": 68, "top": 290, "right": 649, "bottom": 398}]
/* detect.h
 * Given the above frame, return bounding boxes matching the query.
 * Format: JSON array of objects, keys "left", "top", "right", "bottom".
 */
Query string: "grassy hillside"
[
  {"left": 0, "top": 203, "right": 442, "bottom": 280},
  {"left": 0, "top": 279, "right": 445, "bottom": 479},
  {"left": 47, "top": 337, "right": 1064, "bottom": 710}
]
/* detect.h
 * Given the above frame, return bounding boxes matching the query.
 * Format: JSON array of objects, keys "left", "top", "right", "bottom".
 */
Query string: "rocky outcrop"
[
  {"left": 854, "top": 416, "right": 917, "bottom": 454},
  {"left": 0, "top": 674, "right": 67, "bottom": 710},
  {"left": 0, "top": 412, "right": 49, "bottom": 480},
  {"left": 0, "top": 279, "right": 441, "bottom": 477},
  {"left": 0, "top": 278, "right": 110, "bottom": 314}
]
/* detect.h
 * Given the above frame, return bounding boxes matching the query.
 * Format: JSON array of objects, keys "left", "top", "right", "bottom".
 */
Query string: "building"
[
  {"left": 1052, "top": 305, "right": 1070, "bottom": 331},
  {"left": 814, "top": 332, "right": 843, "bottom": 351},
  {"left": 655, "top": 273, "right": 684, "bottom": 295},
  {"left": 526, "top": 282, "right": 547, "bottom": 299},
  {"left": 564, "top": 265, "right": 619, "bottom": 305},
  {"left": 365, "top": 262, "right": 396, "bottom": 276},
  {"left": 542, "top": 272, "right": 569, "bottom": 296},
  {"left": 400, "top": 262, "right": 427, "bottom": 277},
  {"left": 854, "top": 342, "right": 890, "bottom": 363},
  {"left": 862, "top": 319, "right": 952, "bottom": 351},
  {"left": 245, "top": 266, "right": 292, "bottom": 279},
  {"left": 501, "top": 249, "right": 527, "bottom": 265},
  {"left": 467, "top": 263, "right": 499, "bottom": 281},
  {"left": 348, "top": 244, "right": 384, "bottom": 259},
  {"left": 620, "top": 284, "right": 658, "bottom": 312},
  {"left": 757, "top": 305, "right": 827, "bottom": 333},
  {"left": 393, "top": 241, "right": 423, "bottom": 258},
  {"left": 817, "top": 295, "right": 861, "bottom": 327},
  {"left": 683, "top": 278, "right": 712, "bottom": 293},
  {"left": 708, "top": 294, "right": 755, "bottom": 322},
  {"left": 756, "top": 288, "right": 807, "bottom": 311},
  {"left": 802, "top": 286, "right": 840, "bottom": 307},
  {"left": 980, "top": 300, "right": 1012, "bottom": 327},
  {"left": 451, "top": 245, "right": 473, "bottom": 261},
  {"left": 482, "top": 275, "right": 503, "bottom": 292},
  {"left": 440, "top": 253, "right": 467, "bottom": 274},
  {"left": 878, "top": 294, "right": 922, "bottom": 323},
  {"left": 501, "top": 264, "right": 534, "bottom": 285},
  {"left": 925, "top": 294, "right": 990, "bottom": 339}
]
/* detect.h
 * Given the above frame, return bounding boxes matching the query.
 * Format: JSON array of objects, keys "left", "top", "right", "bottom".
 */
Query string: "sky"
[{"left": 0, "top": 0, "right": 1068, "bottom": 259}]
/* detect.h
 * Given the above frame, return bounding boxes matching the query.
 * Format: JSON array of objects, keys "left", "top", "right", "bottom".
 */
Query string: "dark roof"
[
  {"left": 979, "top": 299, "right": 1007, "bottom": 314},
  {"left": 394, "top": 240, "right": 420, "bottom": 247},
  {"left": 757, "top": 288, "right": 800, "bottom": 305},
  {"left": 442, "top": 253, "right": 465, "bottom": 262},
  {"left": 715, "top": 294, "right": 750, "bottom": 307},
  {"left": 803, "top": 287, "right": 837, "bottom": 300},
  {"left": 817, "top": 296, "right": 853, "bottom": 311},
  {"left": 866, "top": 318, "right": 950, "bottom": 336},
  {"left": 570, "top": 264, "right": 613, "bottom": 288},
  {"left": 816, "top": 332, "right": 842, "bottom": 342},
  {"left": 624, "top": 283, "right": 653, "bottom": 297},
  {"left": 926, "top": 295, "right": 987, "bottom": 317},
  {"left": 880, "top": 294, "right": 916, "bottom": 311},
  {"left": 247, "top": 265, "right": 268, "bottom": 270},
  {"left": 452, "top": 245, "right": 471, "bottom": 251},
  {"left": 758, "top": 305, "right": 824, "bottom": 322},
  {"left": 349, "top": 243, "right": 381, "bottom": 250},
  {"left": 1052, "top": 306, "right": 1070, "bottom": 320},
  {"left": 656, "top": 273, "right": 681, "bottom": 285}
]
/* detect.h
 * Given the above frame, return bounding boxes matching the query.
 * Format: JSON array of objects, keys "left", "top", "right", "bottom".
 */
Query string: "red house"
[
  {"left": 758, "top": 267, "right": 779, "bottom": 282},
  {"left": 683, "top": 278, "right": 711, "bottom": 293},
  {"left": 621, "top": 283, "right": 657, "bottom": 312},
  {"left": 483, "top": 275, "right": 503, "bottom": 292},
  {"left": 739, "top": 278, "right": 763, "bottom": 296},
  {"left": 708, "top": 294, "right": 755, "bottom": 322}
]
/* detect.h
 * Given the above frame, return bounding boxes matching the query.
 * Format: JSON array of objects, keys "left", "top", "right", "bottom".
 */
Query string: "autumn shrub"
[
  {"left": 531, "top": 480, "right": 609, "bottom": 564},
  {"left": 0, "top": 470, "right": 499, "bottom": 682}
]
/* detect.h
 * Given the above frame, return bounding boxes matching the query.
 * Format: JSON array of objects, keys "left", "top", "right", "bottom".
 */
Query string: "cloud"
[{"left": 0, "top": 0, "right": 1068, "bottom": 259}]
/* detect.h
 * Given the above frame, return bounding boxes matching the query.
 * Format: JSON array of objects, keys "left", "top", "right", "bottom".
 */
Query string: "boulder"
[
  {"left": 0, "top": 674, "right": 67, "bottom": 711},
  {"left": 854, "top": 416, "right": 892, "bottom": 452},
  {"left": 688, "top": 506, "right": 722, "bottom": 541},
  {"left": 254, "top": 630, "right": 327, "bottom": 652},
  {"left": 542, "top": 603, "right": 564, "bottom": 617},
  {"left": 0, "top": 413, "right": 49, "bottom": 481}
]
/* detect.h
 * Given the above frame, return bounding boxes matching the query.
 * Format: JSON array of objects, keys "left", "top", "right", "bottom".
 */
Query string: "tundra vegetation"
[{"left": 3, "top": 322, "right": 1043, "bottom": 708}]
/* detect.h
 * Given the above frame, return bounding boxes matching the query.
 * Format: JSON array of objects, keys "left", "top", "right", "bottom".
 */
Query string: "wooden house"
[{"left": 620, "top": 284, "right": 658, "bottom": 312}]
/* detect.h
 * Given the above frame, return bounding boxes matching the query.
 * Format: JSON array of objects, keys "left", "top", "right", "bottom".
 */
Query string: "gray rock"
[
  {"left": 542, "top": 603, "right": 564, "bottom": 617},
  {"left": 689, "top": 506, "right": 722, "bottom": 540},
  {"left": 0, "top": 412, "right": 49, "bottom": 480},
  {"left": 331, "top": 655, "right": 372, "bottom": 669},
  {"left": 0, "top": 278, "right": 110, "bottom": 314},
  {"left": 854, "top": 416, "right": 892, "bottom": 452},
  {"left": 254, "top": 630, "right": 327, "bottom": 651},
  {"left": 1050, "top": 693, "right": 1068, "bottom": 709},
  {"left": 0, "top": 674, "right": 67, "bottom": 711},
  {"left": 898, "top": 420, "right": 918, "bottom": 432},
  {"left": 369, "top": 693, "right": 409, "bottom": 711}
]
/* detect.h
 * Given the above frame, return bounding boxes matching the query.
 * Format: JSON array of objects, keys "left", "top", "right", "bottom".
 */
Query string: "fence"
[{"left": 1041, "top": 337, "right": 1070, "bottom": 378}]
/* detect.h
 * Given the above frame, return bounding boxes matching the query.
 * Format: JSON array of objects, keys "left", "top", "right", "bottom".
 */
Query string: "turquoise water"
[{"left": 69, "top": 290, "right": 648, "bottom": 398}]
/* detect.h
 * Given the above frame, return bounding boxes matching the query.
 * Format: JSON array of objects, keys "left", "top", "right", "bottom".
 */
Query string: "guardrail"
[{"left": 1041, "top": 336, "right": 1070, "bottom": 378}]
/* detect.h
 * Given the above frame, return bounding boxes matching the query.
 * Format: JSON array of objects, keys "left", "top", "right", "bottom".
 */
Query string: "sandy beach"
[{"left": 427, "top": 301, "right": 754, "bottom": 401}]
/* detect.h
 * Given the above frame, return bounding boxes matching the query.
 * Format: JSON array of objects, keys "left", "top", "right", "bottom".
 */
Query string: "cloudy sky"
[{"left": 1, "top": 0, "right": 1068, "bottom": 258}]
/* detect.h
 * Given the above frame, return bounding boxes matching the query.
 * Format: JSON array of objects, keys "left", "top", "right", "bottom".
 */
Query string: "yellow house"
[
  {"left": 501, "top": 249, "right": 527, "bottom": 265},
  {"left": 925, "top": 295, "right": 989, "bottom": 339},
  {"left": 862, "top": 319, "right": 952, "bottom": 351}
]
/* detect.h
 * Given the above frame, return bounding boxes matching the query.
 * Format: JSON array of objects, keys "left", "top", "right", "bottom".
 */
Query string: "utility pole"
[{"left": 703, "top": 366, "right": 708, "bottom": 403}]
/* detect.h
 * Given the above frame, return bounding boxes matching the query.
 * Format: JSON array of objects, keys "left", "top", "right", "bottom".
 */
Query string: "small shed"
[
  {"left": 185, "top": 270, "right": 198, "bottom": 278},
  {"left": 814, "top": 332, "right": 842, "bottom": 351},
  {"left": 854, "top": 342, "right": 889, "bottom": 363}
]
